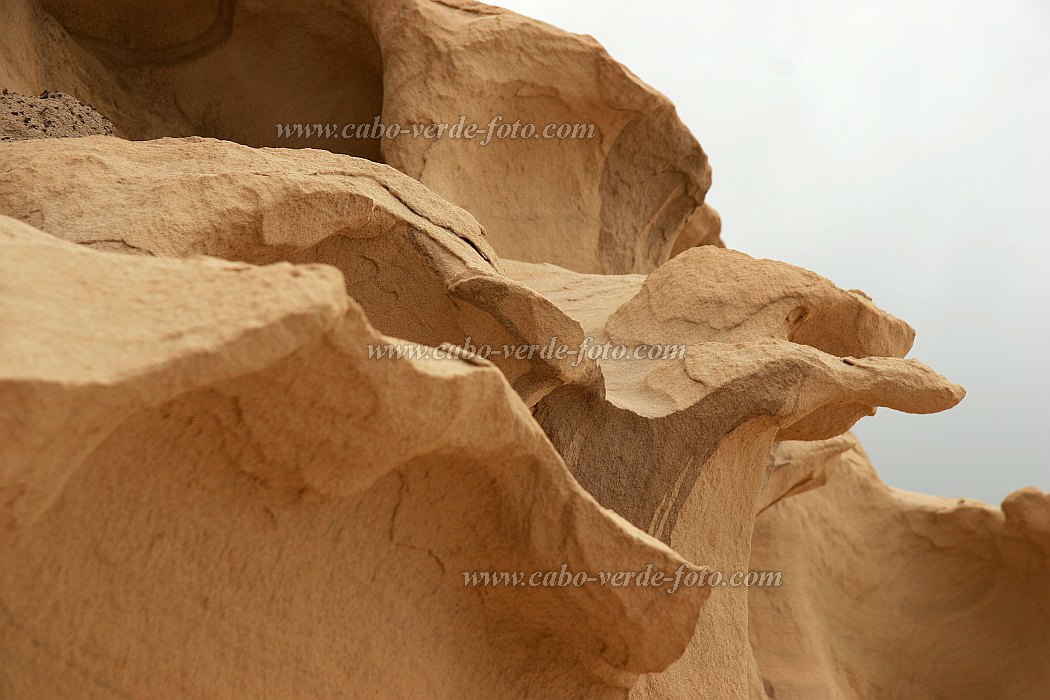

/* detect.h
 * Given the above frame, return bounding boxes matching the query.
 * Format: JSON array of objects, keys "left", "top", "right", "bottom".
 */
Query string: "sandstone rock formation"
[
  {"left": 0, "top": 0, "right": 711, "bottom": 274},
  {"left": 750, "top": 436, "right": 1050, "bottom": 700},
  {"left": 0, "top": 215, "right": 708, "bottom": 698},
  {"left": 0, "top": 89, "right": 114, "bottom": 140},
  {"left": 505, "top": 251, "right": 964, "bottom": 699},
  {"left": 1, "top": 1, "right": 1045, "bottom": 699},
  {"left": 0, "top": 135, "right": 598, "bottom": 405}
]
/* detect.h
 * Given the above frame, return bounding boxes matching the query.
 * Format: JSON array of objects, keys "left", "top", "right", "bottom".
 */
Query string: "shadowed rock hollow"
[{"left": 1, "top": 0, "right": 714, "bottom": 274}]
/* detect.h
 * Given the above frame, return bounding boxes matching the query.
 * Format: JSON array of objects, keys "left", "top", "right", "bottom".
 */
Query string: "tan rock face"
[
  {"left": 0, "top": 0, "right": 712, "bottom": 274},
  {"left": 506, "top": 252, "right": 964, "bottom": 698},
  {"left": 0, "top": 216, "right": 709, "bottom": 698},
  {"left": 669, "top": 203, "right": 724, "bottom": 257},
  {"left": 749, "top": 436, "right": 1050, "bottom": 700},
  {"left": 0, "top": 2, "right": 1044, "bottom": 699},
  {"left": 0, "top": 90, "right": 114, "bottom": 140},
  {"left": 0, "top": 135, "right": 598, "bottom": 405}
]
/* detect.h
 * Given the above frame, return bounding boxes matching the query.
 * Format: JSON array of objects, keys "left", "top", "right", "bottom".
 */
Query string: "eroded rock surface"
[
  {"left": 506, "top": 250, "right": 965, "bottom": 698},
  {"left": 0, "top": 135, "right": 598, "bottom": 405},
  {"left": 749, "top": 436, "right": 1050, "bottom": 700},
  {"left": 0, "top": 0, "right": 714, "bottom": 273},
  {"left": 0, "top": 89, "right": 113, "bottom": 140},
  {"left": 0, "top": 216, "right": 709, "bottom": 698},
  {"left": 1, "top": 1, "right": 1045, "bottom": 699}
]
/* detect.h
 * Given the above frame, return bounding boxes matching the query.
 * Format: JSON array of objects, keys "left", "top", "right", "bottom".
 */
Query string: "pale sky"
[{"left": 500, "top": 0, "right": 1050, "bottom": 504}]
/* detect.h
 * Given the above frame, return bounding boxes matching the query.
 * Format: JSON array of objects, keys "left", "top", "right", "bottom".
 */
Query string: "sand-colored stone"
[
  {"left": 749, "top": 435, "right": 1050, "bottom": 700},
  {"left": 0, "top": 135, "right": 598, "bottom": 405},
  {"left": 669, "top": 203, "right": 724, "bottom": 257},
  {"left": 0, "top": 89, "right": 114, "bottom": 140},
  {"left": 0, "top": 216, "right": 709, "bottom": 698},
  {"left": 505, "top": 249, "right": 965, "bottom": 698},
  {"left": 0, "top": 0, "right": 713, "bottom": 274},
  {"left": 1, "top": 1, "right": 1046, "bottom": 698}
]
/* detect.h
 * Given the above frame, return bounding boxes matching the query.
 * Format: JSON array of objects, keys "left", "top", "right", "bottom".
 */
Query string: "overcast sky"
[{"left": 501, "top": 0, "right": 1049, "bottom": 504}]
